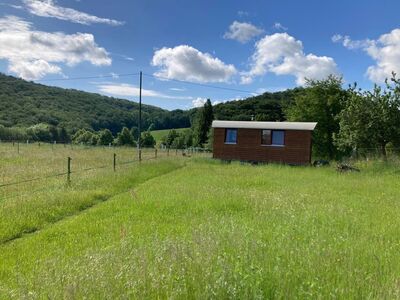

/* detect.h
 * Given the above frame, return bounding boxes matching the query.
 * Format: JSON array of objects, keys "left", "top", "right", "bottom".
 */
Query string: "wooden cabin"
[{"left": 212, "top": 120, "right": 317, "bottom": 165}]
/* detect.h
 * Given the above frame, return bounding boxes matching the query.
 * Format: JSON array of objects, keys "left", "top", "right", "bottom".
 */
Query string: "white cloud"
[
  {"left": 192, "top": 98, "right": 230, "bottom": 107},
  {"left": 152, "top": 45, "right": 237, "bottom": 83},
  {"left": 8, "top": 59, "right": 61, "bottom": 79},
  {"left": 223, "top": 21, "right": 264, "bottom": 43},
  {"left": 22, "top": 0, "right": 124, "bottom": 25},
  {"left": 331, "top": 34, "right": 372, "bottom": 50},
  {"left": 243, "top": 33, "right": 338, "bottom": 85},
  {"left": 169, "top": 87, "right": 186, "bottom": 91},
  {"left": 333, "top": 29, "right": 400, "bottom": 82},
  {"left": 97, "top": 83, "right": 192, "bottom": 100},
  {"left": 273, "top": 22, "right": 288, "bottom": 31},
  {"left": 0, "top": 15, "right": 111, "bottom": 80},
  {"left": 192, "top": 97, "right": 207, "bottom": 108}
]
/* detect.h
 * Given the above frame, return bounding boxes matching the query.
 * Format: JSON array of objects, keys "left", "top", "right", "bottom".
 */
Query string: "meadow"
[
  {"left": 0, "top": 143, "right": 400, "bottom": 298},
  {"left": 150, "top": 127, "right": 190, "bottom": 144}
]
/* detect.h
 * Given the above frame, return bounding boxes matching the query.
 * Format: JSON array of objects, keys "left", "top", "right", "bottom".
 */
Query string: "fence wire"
[{"left": 0, "top": 146, "right": 201, "bottom": 203}]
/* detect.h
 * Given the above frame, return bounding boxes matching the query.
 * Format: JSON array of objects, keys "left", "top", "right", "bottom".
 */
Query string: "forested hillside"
[
  {"left": 213, "top": 88, "right": 302, "bottom": 121},
  {"left": 0, "top": 73, "right": 300, "bottom": 137},
  {"left": 0, "top": 73, "right": 190, "bottom": 134}
]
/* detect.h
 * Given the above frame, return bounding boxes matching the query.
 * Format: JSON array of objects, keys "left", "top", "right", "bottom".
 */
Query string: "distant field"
[
  {"left": 151, "top": 127, "right": 190, "bottom": 142},
  {"left": 1, "top": 149, "right": 400, "bottom": 298}
]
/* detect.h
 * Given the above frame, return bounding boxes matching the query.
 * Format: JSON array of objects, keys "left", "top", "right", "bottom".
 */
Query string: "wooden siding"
[{"left": 213, "top": 128, "right": 312, "bottom": 165}]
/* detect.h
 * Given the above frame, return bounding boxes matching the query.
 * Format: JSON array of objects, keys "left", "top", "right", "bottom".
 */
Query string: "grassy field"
[
  {"left": 0, "top": 142, "right": 188, "bottom": 244},
  {"left": 151, "top": 127, "right": 190, "bottom": 143},
  {"left": 1, "top": 144, "right": 400, "bottom": 298}
]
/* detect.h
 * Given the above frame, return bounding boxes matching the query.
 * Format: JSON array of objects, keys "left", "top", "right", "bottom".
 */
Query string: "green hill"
[
  {"left": 0, "top": 73, "right": 191, "bottom": 134},
  {"left": 212, "top": 88, "right": 302, "bottom": 121},
  {"left": 0, "top": 73, "right": 301, "bottom": 138}
]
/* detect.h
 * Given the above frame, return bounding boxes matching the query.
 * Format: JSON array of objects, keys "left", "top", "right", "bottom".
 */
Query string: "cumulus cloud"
[
  {"left": 0, "top": 15, "right": 111, "bottom": 80},
  {"left": 192, "top": 97, "right": 224, "bottom": 107},
  {"left": 333, "top": 29, "right": 400, "bottom": 82},
  {"left": 192, "top": 97, "right": 207, "bottom": 108},
  {"left": 242, "top": 33, "right": 338, "bottom": 85},
  {"left": 97, "top": 83, "right": 192, "bottom": 100},
  {"left": 223, "top": 21, "right": 264, "bottom": 43},
  {"left": 8, "top": 59, "right": 61, "bottom": 79},
  {"left": 152, "top": 45, "right": 237, "bottom": 83},
  {"left": 22, "top": 0, "right": 124, "bottom": 25}
]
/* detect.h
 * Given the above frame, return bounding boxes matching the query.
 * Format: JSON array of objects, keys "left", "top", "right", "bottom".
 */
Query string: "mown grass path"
[
  {"left": 0, "top": 157, "right": 186, "bottom": 244},
  {"left": 1, "top": 159, "right": 400, "bottom": 298}
]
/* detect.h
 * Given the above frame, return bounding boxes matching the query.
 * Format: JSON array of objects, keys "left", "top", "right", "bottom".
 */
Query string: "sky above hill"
[{"left": 0, "top": 0, "right": 399, "bottom": 110}]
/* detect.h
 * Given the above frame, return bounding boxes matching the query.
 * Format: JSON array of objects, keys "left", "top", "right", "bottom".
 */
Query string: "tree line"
[
  {"left": 286, "top": 74, "right": 400, "bottom": 160},
  {"left": 2, "top": 71, "right": 400, "bottom": 159},
  {"left": 162, "top": 74, "right": 400, "bottom": 160}
]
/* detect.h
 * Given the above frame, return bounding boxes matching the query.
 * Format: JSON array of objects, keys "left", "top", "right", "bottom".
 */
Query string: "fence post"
[
  {"left": 139, "top": 149, "right": 142, "bottom": 162},
  {"left": 67, "top": 157, "right": 71, "bottom": 184},
  {"left": 155, "top": 148, "right": 157, "bottom": 159},
  {"left": 113, "top": 153, "right": 116, "bottom": 172},
  {"left": 17, "top": 142, "right": 19, "bottom": 154},
  {"left": 167, "top": 148, "right": 170, "bottom": 156}
]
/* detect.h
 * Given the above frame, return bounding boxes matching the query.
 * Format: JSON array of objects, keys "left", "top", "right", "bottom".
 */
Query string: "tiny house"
[{"left": 212, "top": 120, "right": 317, "bottom": 165}]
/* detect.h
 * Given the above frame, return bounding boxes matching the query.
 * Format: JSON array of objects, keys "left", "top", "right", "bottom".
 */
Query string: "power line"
[
  {"left": 142, "top": 73, "right": 259, "bottom": 95},
  {"left": 0, "top": 72, "right": 140, "bottom": 83},
  {"left": 37, "top": 73, "right": 140, "bottom": 82},
  {"left": 1, "top": 71, "right": 264, "bottom": 96}
]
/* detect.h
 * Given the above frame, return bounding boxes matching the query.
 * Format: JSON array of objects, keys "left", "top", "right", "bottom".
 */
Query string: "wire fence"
[{"left": 0, "top": 142, "right": 211, "bottom": 201}]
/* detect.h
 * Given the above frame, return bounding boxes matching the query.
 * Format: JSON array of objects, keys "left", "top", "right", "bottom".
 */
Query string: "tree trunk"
[{"left": 381, "top": 143, "right": 387, "bottom": 161}]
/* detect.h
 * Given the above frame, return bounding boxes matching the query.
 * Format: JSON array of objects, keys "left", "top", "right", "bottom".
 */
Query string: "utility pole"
[{"left": 138, "top": 71, "right": 142, "bottom": 161}]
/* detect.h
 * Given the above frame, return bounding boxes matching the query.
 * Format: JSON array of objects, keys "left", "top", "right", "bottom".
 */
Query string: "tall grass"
[
  {"left": 0, "top": 158, "right": 399, "bottom": 298},
  {"left": 0, "top": 142, "right": 186, "bottom": 243}
]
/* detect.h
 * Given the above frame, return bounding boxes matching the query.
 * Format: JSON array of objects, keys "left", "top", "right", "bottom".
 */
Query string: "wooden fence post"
[
  {"left": 17, "top": 142, "right": 19, "bottom": 154},
  {"left": 155, "top": 148, "right": 158, "bottom": 159},
  {"left": 113, "top": 153, "right": 116, "bottom": 172},
  {"left": 67, "top": 157, "right": 71, "bottom": 184}
]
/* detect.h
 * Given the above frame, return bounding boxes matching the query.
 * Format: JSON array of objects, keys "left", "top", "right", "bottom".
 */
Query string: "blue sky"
[{"left": 0, "top": 0, "right": 400, "bottom": 110}]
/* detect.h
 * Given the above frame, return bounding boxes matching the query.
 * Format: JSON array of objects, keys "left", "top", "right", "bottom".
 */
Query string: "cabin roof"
[{"left": 212, "top": 120, "right": 317, "bottom": 131}]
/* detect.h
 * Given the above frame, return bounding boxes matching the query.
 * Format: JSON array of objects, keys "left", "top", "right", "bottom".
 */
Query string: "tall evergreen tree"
[{"left": 194, "top": 99, "right": 214, "bottom": 147}]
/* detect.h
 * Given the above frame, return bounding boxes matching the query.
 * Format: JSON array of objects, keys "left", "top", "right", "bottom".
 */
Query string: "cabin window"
[
  {"left": 261, "top": 130, "right": 271, "bottom": 145},
  {"left": 225, "top": 129, "right": 237, "bottom": 144},
  {"left": 261, "top": 130, "right": 285, "bottom": 146},
  {"left": 272, "top": 130, "right": 285, "bottom": 146}
]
